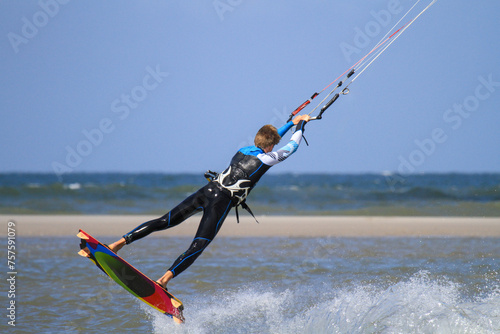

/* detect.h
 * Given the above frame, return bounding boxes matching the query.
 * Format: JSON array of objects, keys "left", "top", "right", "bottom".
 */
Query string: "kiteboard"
[{"left": 77, "top": 229, "right": 184, "bottom": 323}]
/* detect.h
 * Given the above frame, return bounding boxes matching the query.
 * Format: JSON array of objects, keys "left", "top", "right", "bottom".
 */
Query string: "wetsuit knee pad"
[{"left": 182, "top": 238, "right": 211, "bottom": 258}]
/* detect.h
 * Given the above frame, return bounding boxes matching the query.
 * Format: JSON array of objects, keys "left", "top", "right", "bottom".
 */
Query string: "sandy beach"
[{"left": 3, "top": 215, "right": 500, "bottom": 237}]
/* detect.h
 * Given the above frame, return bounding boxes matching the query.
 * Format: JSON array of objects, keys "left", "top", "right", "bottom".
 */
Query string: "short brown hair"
[{"left": 254, "top": 124, "right": 281, "bottom": 149}]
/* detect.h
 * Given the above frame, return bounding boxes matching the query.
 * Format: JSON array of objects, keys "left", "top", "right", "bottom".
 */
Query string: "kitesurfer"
[{"left": 108, "top": 114, "right": 311, "bottom": 289}]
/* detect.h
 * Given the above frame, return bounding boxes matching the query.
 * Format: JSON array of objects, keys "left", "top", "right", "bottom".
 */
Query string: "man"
[{"left": 108, "top": 114, "right": 311, "bottom": 289}]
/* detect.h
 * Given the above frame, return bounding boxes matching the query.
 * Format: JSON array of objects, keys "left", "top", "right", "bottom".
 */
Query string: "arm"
[
  {"left": 259, "top": 116, "right": 310, "bottom": 166},
  {"left": 277, "top": 114, "right": 310, "bottom": 137},
  {"left": 277, "top": 121, "right": 294, "bottom": 137}
]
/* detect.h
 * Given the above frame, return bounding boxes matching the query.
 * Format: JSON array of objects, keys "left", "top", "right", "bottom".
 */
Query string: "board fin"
[
  {"left": 77, "top": 231, "right": 89, "bottom": 239},
  {"left": 155, "top": 282, "right": 183, "bottom": 310},
  {"left": 78, "top": 235, "right": 91, "bottom": 257},
  {"left": 78, "top": 249, "right": 90, "bottom": 258},
  {"left": 77, "top": 233, "right": 104, "bottom": 271},
  {"left": 171, "top": 298, "right": 183, "bottom": 310},
  {"left": 77, "top": 229, "right": 185, "bottom": 322}
]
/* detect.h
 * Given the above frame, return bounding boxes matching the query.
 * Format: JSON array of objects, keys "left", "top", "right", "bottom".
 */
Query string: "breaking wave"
[{"left": 145, "top": 271, "right": 500, "bottom": 333}]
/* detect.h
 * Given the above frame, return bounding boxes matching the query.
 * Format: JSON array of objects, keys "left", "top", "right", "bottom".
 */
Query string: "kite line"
[{"left": 287, "top": 0, "right": 438, "bottom": 122}]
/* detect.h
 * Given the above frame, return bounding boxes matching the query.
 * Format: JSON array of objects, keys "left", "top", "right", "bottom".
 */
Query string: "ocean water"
[
  {"left": 3, "top": 173, "right": 499, "bottom": 332},
  {"left": 1, "top": 173, "right": 499, "bottom": 216},
  {"left": 9, "top": 236, "right": 500, "bottom": 333}
]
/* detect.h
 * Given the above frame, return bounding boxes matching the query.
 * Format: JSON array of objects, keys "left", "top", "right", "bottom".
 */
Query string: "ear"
[{"left": 264, "top": 145, "right": 274, "bottom": 153}]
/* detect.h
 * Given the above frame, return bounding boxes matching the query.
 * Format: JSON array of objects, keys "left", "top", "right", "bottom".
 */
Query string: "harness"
[{"left": 204, "top": 170, "right": 259, "bottom": 224}]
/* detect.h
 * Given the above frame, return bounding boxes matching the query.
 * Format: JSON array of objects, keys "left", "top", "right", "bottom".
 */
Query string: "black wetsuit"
[{"left": 123, "top": 120, "right": 307, "bottom": 278}]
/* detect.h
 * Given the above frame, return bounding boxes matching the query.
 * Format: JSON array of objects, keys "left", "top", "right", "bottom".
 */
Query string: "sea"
[
  {"left": 2, "top": 173, "right": 500, "bottom": 333},
  {"left": 1, "top": 172, "right": 499, "bottom": 216}
]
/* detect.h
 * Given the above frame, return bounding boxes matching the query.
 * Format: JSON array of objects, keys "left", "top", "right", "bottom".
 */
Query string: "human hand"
[{"left": 292, "top": 114, "right": 311, "bottom": 125}]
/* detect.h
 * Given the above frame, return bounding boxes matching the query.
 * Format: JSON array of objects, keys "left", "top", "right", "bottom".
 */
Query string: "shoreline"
[{"left": 2, "top": 215, "right": 500, "bottom": 237}]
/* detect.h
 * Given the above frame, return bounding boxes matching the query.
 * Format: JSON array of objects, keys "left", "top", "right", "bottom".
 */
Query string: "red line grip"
[{"left": 288, "top": 92, "right": 319, "bottom": 121}]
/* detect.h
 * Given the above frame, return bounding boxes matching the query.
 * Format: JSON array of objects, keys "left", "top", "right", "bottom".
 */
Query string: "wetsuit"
[{"left": 122, "top": 120, "right": 307, "bottom": 278}]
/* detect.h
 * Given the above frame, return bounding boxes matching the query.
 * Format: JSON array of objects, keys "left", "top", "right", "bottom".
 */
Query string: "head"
[{"left": 254, "top": 124, "right": 281, "bottom": 152}]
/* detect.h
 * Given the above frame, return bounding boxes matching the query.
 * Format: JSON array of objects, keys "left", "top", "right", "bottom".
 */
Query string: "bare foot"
[
  {"left": 156, "top": 280, "right": 167, "bottom": 290},
  {"left": 156, "top": 271, "right": 174, "bottom": 290},
  {"left": 107, "top": 238, "right": 126, "bottom": 253}
]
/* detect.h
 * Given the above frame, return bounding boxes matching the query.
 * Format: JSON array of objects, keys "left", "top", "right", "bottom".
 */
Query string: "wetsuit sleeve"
[
  {"left": 258, "top": 120, "right": 306, "bottom": 166},
  {"left": 277, "top": 121, "right": 294, "bottom": 137}
]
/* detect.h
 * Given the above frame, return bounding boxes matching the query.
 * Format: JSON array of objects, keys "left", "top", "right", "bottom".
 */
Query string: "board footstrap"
[{"left": 77, "top": 229, "right": 185, "bottom": 322}]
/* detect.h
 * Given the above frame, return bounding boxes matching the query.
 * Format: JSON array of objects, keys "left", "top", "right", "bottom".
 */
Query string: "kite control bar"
[
  {"left": 308, "top": 69, "right": 354, "bottom": 121},
  {"left": 309, "top": 93, "right": 339, "bottom": 121}
]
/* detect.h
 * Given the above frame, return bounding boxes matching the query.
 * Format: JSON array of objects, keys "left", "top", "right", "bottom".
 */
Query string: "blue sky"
[{"left": 1, "top": 0, "right": 499, "bottom": 176}]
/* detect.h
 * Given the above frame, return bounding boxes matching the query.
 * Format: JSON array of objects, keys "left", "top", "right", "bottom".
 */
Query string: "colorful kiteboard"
[{"left": 77, "top": 229, "right": 184, "bottom": 323}]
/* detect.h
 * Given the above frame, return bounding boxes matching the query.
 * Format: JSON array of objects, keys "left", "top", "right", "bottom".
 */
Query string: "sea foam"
[{"left": 145, "top": 271, "right": 500, "bottom": 333}]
